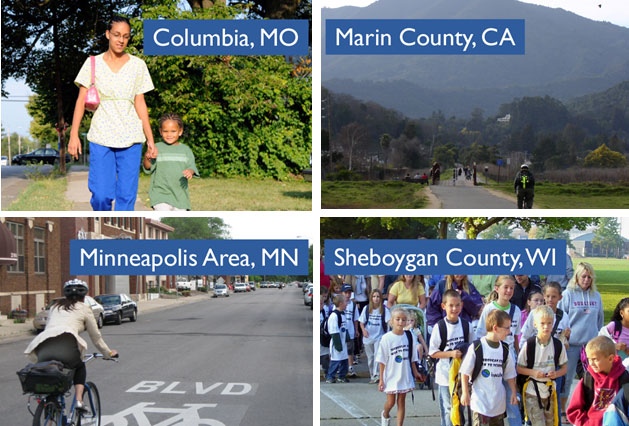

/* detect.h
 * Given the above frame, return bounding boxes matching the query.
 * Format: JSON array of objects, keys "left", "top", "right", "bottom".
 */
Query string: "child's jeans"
[
  {"left": 88, "top": 142, "right": 142, "bottom": 211},
  {"left": 153, "top": 202, "right": 186, "bottom": 211},
  {"left": 438, "top": 385, "right": 454, "bottom": 426},
  {"left": 504, "top": 378, "right": 522, "bottom": 426},
  {"left": 320, "top": 354, "right": 330, "bottom": 373},
  {"left": 327, "top": 359, "right": 348, "bottom": 381},
  {"left": 363, "top": 338, "right": 382, "bottom": 378}
]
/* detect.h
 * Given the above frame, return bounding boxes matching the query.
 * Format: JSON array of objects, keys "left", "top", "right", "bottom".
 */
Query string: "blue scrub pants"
[{"left": 88, "top": 142, "right": 142, "bottom": 211}]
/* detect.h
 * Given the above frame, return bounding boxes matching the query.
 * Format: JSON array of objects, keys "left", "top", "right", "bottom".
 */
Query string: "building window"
[
  {"left": 34, "top": 227, "right": 46, "bottom": 273},
  {"left": 7, "top": 222, "right": 25, "bottom": 273},
  {"left": 123, "top": 217, "right": 129, "bottom": 230},
  {"left": 104, "top": 217, "right": 110, "bottom": 225}
]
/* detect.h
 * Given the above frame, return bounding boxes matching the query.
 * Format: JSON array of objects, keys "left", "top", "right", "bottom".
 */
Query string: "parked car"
[
  {"left": 0, "top": 156, "right": 7, "bottom": 166},
  {"left": 248, "top": 282, "right": 256, "bottom": 291},
  {"left": 94, "top": 293, "right": 137, "bottom": 325},
  {"left": 33, "top": 296, "right": 105, "bottom": 331},
  {"left": 303, "top": 284, "right": 313, "bottom": 308},
  {"left": 234, "top": 283, "right": 247, "bottom": 293},
  {"left": 213, "top": 284, "right": 229, "bottom": 297},
  {"left": 12, "top": 148, "right": 71, "bottom": 166}
]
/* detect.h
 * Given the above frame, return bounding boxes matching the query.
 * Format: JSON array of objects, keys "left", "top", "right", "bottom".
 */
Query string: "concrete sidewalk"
[
  {"left": 0, "top": 293, "right": 210, "bottom": 344},
  {"left": 65, "top": 168, "right": 151, "bottom": 211}
]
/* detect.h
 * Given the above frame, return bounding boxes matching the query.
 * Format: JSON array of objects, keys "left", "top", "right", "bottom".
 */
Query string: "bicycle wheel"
[
  {"left": 33, "top": 398, "right": 61, "bottom": 426},
  {"left": 78, "top": 382, "right": 101, "bottom": 426}
]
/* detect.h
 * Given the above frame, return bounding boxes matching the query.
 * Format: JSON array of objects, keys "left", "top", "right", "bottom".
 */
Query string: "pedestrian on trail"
[
  {"left": 514, "top": 164, "right": 535, "bottom": 209},
  {"left": 69, "top": 16, "right": 157, "bottom": 211},
  {"left": 142, "top": 113, "right": 198, "bottom": 211}
]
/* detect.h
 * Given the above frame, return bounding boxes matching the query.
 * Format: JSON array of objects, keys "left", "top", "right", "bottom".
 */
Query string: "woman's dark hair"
[
  {"left": 611, "top": 297, "right": 629, "bottom": 322},
  {"left": 159, "top": 113, "right": 184, "bottom": 130},
  {"left": 525, "top": 289, "right": 544, "bottom": 313},
  {"left": 108, "top": 15, "right": 131, "bottom": 31},
  {"left": 52, "top": 295, "right": 85, "bottom": 312}
]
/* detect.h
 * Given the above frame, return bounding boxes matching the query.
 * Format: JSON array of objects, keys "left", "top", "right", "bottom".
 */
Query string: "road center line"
[{"left": 320, "top": 386, "right": 380, "bottom": 425}]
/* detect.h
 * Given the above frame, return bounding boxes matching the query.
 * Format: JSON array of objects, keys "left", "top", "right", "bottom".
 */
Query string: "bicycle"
[{"left": 28, "top": 353, "right": 118, "bottom": 426}]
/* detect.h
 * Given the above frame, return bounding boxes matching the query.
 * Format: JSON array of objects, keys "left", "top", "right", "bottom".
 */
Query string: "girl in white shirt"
[{"left": 359, "top": 289, "right": 390, "bottom": 383}]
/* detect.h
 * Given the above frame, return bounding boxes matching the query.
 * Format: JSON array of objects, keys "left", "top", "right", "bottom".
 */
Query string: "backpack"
[
  {"left": 516, "top": 336, "right": 563, "bottom": 411},
  {"left": 551, "top": 309, "right": 564, "bottom": 337},
  {"left": 470, "top": 339, "right": 509, "bottom": 383},
  {"left": 320, "top": 309, "right": 342, "bottom": 347},
  {"left": 578, "top": 319, "right": 623, "bottom": 379},
  {"left": 366, "top": 307, "right": 388, "bottom": 333},
  {"left": 436, "top": 318, "right": 471, "bottom": 352},
  {"left": 582, "top": 369, "right": 629, "bottom": 411}
]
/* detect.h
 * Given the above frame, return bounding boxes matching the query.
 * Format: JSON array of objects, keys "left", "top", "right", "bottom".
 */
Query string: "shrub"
[{"left": 584, "top": 144, "right": 627, "bottom": 168}]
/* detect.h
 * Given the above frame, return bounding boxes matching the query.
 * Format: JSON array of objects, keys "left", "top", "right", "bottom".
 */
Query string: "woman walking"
[{"left": 69, "top": 15, "right": 157, "bottom": 211}]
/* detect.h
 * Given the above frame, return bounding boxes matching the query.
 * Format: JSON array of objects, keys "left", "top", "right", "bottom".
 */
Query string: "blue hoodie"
[
  {"left": 603, "top": 384, "right": 629, "bottom": 426},
  {"left": 559, "top": 285, "right": 604, "bottom": 346}
]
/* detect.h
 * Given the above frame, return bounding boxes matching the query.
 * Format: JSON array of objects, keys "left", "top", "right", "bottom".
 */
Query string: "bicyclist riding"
[{"left": 24, "top": 279, "right": 118, "bottom": 411}]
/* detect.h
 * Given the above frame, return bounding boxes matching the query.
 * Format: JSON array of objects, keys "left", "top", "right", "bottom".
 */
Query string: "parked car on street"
[
  {"left": 34, "top": 296, "right": 105, "bottom": 331},
  {"left": 1, "top": 156, "right": 7, "bottom": 166},
  {"left": 94, "top": 293, "right": 137, "bottom": 325},
  {"left": 234, "top": 283, "right": 247, "bottom": 293},
  {"left": 303, "top": 284, "right": 313, "bottom": 307},
  {"left": 213, "top": 284, "right": 229, "bottom": 297},
  {"left": 248, "top": 282, "right": 256, "bottom": 291},
  {"left": 12, "top": 148, "right": 71, "bottom": 166}
]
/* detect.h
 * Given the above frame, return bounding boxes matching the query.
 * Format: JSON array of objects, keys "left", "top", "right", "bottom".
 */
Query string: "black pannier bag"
[{"left": 17, "top": 360, "right": 74, "bottom": 394}]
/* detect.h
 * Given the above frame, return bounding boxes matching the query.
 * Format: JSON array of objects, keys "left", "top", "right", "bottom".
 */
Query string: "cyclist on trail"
[
  {"left": 514, "top": 163, "right": 535, "bottom": 209},
  {"left": 24, "top": 279, "right": 118, "bottom": 411}
]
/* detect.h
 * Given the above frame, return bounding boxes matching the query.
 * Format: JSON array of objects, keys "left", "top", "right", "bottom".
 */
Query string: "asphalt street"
[
  {"left": 0, "top": 287, "right": 313, "bottom": 425},
  {"left": 429, "top": 176, "right": 517, "bottom": 209}
]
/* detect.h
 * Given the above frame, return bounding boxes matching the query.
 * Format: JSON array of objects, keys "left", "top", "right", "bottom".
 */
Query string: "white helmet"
[
  {"left": 521, "top": 164, "right": 529, "bottom": 169},
  {"left": 63, "top": 279, "right": 88, "bottom": 297}
]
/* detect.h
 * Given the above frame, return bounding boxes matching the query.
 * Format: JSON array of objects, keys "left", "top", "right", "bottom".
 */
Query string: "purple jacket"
[{"left": 427, "top": 279, "right": 484, "bottom": 326}]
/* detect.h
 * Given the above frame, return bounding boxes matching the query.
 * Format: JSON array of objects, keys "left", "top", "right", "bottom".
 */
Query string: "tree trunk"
[
  {"left": 439, "top": 220, "right": 448, "bottom": 239},
  {"left": 53, "top": 10, "right": 66, "bottom": 174},
  {"left": 188, "top": 0, "right": 225, "bottom": 8}
]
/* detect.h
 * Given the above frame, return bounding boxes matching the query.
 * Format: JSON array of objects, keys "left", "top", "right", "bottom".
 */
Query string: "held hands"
[
  {"left": 146, "top": 142, "right": 158, "bottom": 159},
  {"left": 182, "top": 169, "right": 194, "bottom": 180},
  {"left": 68, "top": 134, "right": 82, "bottom": 160}
]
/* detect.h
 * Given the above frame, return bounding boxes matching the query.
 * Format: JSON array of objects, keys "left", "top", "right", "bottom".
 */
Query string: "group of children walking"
[{"left": 321, "top": 273, "right": 629, "bottom": 426}]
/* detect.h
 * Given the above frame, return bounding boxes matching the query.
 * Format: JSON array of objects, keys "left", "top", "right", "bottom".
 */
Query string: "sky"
[
  {"left": 2, "top": 0, "right": 628, "bottom": 138},
  {"left": 218, "top": 213, "right": 313, "bottom": 242}
]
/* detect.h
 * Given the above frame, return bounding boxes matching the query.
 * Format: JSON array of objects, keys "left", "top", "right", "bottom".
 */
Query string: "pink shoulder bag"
[{"left": 84, "top": 56, "right": 100, "bottom": 112}]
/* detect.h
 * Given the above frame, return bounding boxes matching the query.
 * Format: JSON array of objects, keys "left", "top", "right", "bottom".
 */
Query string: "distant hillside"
[
  {"left": 567, "top": 81, "right": 629, "bottom": 119},
  {"left": 322, "top": 0, "right": 629, "bottom": 118}
]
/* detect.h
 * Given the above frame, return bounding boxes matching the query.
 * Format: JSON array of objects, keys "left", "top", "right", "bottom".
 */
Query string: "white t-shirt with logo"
[
  {"left": 320, "top": 311, "right": 330, "bottom": 356},
  {"left": 517, "top": 337, "right": 567, "bottom": 399},
  {"left": 343, "top": 301, "right": 359, "bottom": 339},
  {"left": 459, "top": 337, "right": 517, "bottom": 418},
  {"left": 375, "top": 331, "right": 419, "bottom": 393},
  {"left": 359, "top": 306, "right": 391, "bottom": 344},
  {"left": 476, "top": 302, "right": 522, "bottom": 352},
  {"left": 429, "top": 318, "right": 474, "bottom": 386},
  {"left": 327, "top": 310, "right": 348, "bottom": 361},
  {"left": 520, "top": 309, "right": 570, "bottom": 341}
]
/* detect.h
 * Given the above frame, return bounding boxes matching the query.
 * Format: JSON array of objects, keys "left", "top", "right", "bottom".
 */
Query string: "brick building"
[{"left": 0, "top": 217, "right": 175, "bottom": 318}]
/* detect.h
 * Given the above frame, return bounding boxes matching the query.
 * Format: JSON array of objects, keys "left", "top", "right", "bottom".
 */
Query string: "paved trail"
[{"left": 429, "top": 176, "right": 517, "bottom": 209}]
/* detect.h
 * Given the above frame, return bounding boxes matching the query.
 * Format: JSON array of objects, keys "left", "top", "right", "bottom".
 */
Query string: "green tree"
[
  {"left": 584, "top": 144, "right": 627, "bottom": 168},
  {"left": 129, "top": 2, "right": 311, "bottom": 179},
  {"left": 479, "top": 222, "right": 514, "bottom": 240},
  {"left": 161, "top": 217, "right": 231, "bottom": 240},
  {"left": 26, "top": 95, "right": 67, "bottom": 148},
  {"left": 432, "top": 144, "right": 457, "bottom": 168},
  {"left": 592, "top": 217, "right": 624, "bottom": 258},
  {"left": 531, "top": 226, "right": 574, "bottom": 249},
  {"left": 1, "top": 131, "right": 34, "bottom": 161},
  {"left": 379, "top": 133, "right": 392, "bottom": 166}
]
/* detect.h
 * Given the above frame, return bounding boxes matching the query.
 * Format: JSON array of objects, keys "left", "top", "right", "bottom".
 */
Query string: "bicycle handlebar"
[{"left": 84, "top": 352, "right": 120, "bottom": 363}]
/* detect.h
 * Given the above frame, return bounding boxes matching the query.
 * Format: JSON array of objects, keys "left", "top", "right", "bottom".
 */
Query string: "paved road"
[
  {"left": 429, "top": 176, "right": 517, "bottom": 209},
  {"left": 1, "top": 287, "right": 312, "bottom": 425},
  {"left": 1, "top": 165, "right": 55, "bottom": 208}
]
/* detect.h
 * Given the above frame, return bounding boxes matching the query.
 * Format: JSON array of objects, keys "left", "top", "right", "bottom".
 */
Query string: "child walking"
[
  {"left": 359, "top": 289, "right": 390, "bottom": 384},
  {"left": 405, "top": 310, "right": 429, "bottom": 361},
  {"left": 518, "top": 289, "right": 544, "bottom": 343},
  {"left": 517, "top": 305, "right": 568, "bottom": 426},
  {"left": 341, "top": 284, "right": 360, "bottom": 377},
  {"left": 460, "top": 309, "right": 519, "bottom": 426},
  {"left": 429, "top": 289, "right": 474, "bottom": 426},
  {"left": 600, "top": 297, "right": 629, "bottom": 360},
  {"left": 475, "top": 275, "right": 522, "bottom": 426},
  {"left": 143, "top": 113, "right": 198, "bottom": 211},
  {"left": 326, "top": 294, "right": 350, "bottom": 383},
  {"left": 376, "top": 306, "right": 423, "bottom": 426}
]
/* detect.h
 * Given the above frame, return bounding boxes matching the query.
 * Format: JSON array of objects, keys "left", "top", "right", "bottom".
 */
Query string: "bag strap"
[
  {"left": 438, "top": 319, "right": 448, "bottom": 351},
  {"left": 90, "top": 55, "right": 96, "bottom": 87},
  {"left": 509, "top": 303, "right": 516, "bottom": 320},
  {"left": 552, "top": 309, "right": 563, "bottom": 336},
  {"left": 405, "top": 330, "right": 414, "bottom": 376},
  {"left": 583, "top": 370, "right": 594, "bottom": 411},
  {"left": 471, "top": 339, "right": 484, "bottom": 382},
  {"left": 526, "top": 336, "right": 537, "bottom": 369},
  {"left": 462, "top": 318, "right": 470, "bottom": 343},
  {"left": 552, "top": 337, "right": 562, "bottom": 369}
]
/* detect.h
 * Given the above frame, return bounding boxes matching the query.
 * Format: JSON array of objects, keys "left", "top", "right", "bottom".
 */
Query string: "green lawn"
[
  {"left": 6, "top": 177, "right": 72, "bottom": 211},
  {"left": 321, "top": 180, "right": 428, "bottom": 209},
  {"left": 491, "top": 181, "right": 629, "bottom": 208},
  {"left": 573, "top": 257, "right": 629, "bottom": 323},
  {"left": 138, "top": 175, "right": 311, "bottom": 210}
]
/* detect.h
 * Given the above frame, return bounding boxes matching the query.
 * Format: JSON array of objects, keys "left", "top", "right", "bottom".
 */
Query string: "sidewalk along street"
[{"left": 0, "top": 293, "right": 210, "bottom": 343}]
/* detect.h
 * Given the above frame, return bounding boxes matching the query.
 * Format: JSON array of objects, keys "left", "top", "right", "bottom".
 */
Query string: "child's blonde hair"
[
  {"left": 389, "top": 306, "right": 408, "bottom": 324},
  {"left": 368, "top": 289, "right": 384, "bottom": 315},
  {"left": 445, "top": 275, "right": 471, "bottom": 293},
  {"left": 532, "top": 305, "right": 554, "bottom": 326},
  {"left": 486, "top": 309, "right": 510, "bottom": 332},
  {"left": 485, "top": 275, "right": 515, "bottom": 305},
  {"left": 585, "top": 335, "right": 616, "bottom": 357},
  {"left": 332, "top": 294, "right": 345, "bottom": 307},
  {"left": 567, "top": 262, "right": 597, "bottom": 292}
]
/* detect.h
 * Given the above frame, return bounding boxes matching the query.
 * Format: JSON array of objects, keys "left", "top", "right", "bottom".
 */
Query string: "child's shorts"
[
  {"left": 347, "top": 339, "right": 355, "bottom": 354},
  {"left": 472, "top": 411, "right": 505, "bottom": 426},
  {"left": 385, "top": 388, "right": 413, "bottom": 395}
]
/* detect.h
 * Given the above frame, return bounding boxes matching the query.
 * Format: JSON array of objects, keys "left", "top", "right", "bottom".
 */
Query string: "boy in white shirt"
[
  {"left": 326, "top": 294, "right": 350, "bottom": 383},
  {"left": 429, "top": 289, "right": 474, "bottom": 426},
  {"left": 342, "top": 284, "right": 360, "bottom": 377},
  {"left": 461, "top": 309, "right": 518, "bottom": 426},
  {"left": 517, "top": 305, "right": 568, "bottom": 426}
]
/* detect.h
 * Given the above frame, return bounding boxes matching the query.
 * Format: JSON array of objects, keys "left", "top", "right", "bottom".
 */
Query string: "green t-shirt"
[{"left": 143, "top": 141, "right": 199, "bottom": 209}]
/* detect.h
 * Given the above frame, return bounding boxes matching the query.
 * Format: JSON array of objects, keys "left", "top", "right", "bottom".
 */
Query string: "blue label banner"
[
  {"left": 324, "top": 239, "right": 565, "bottom": 275},
  {"left": 71, "top": 239, "right": 309, "bottom": 275},
  {"left": 325, "top": 19, "right": 525, "bottom": 55},
  {"left": 144, "top": 19, "right": 309, "bottom": 55}
]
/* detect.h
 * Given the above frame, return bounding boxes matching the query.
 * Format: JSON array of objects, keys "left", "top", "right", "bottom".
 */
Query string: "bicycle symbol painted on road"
[{"left": 101, "top": 402, "right": 225, "bottom": 426}]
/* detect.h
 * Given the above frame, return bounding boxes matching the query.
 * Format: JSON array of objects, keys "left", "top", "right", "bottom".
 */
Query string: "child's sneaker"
[
  {"left": 369, "top": 377, "right": 378, "bottom": 384},
  {"left": 347, "top": 366, "right": 357, "bottom": 377},
  {"left": 336, "top": 377, "right": 350, "bottom": 383},
  {"left": 325, "top": 378, "right": 334, "bottom": 384},
  {"left": 381, "top": 410, "right": 390, "bottom": 426}
]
